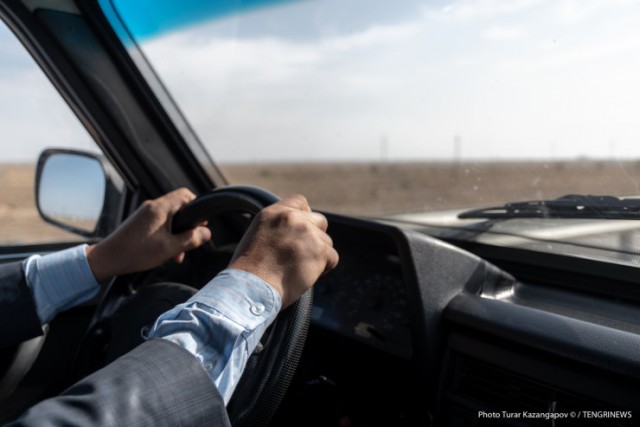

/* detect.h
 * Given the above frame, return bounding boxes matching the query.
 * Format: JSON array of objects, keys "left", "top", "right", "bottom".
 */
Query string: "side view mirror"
[{"left": 35, "top": 149, "right": 125, "bottom": 238}]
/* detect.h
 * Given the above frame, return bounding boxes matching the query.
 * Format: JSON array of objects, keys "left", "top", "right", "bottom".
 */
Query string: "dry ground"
[
  {"left": 3, "top": 161, "right": 640, "bottom": 244},
  {"left": 0, "top": 164, "right": 76, "bottom": 244},
  {"left": 221, "top": 160, "right": 640, "bottom": 216}
]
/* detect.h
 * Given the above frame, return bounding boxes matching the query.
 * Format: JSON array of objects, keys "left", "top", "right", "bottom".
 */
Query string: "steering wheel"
[
  {"left": 83, "top": 186, "right": 312, "bottom": 427},
  {"left": 174, "top": 186, "right": 313, "bottom": 425}
]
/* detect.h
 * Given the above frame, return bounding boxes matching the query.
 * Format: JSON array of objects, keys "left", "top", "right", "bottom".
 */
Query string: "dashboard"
[
  {"left": 297, "top": 213, "right": 640, "bottom": 426},
  {"left": 312, "top": 232, "right": 412, "bottom": 359}
]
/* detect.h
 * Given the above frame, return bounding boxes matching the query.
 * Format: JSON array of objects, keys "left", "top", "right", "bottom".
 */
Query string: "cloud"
[
  {"left": 552, "top": 0, "right": 632, "bottom": 25},
  {"left": 0, "top": 87, "right": 96, "bottom": 161},
  {"left": 433, "top": 0, "right": 543, "bottom": 23},
  {"left": 0, "top": 28, "right": 98, "bottom": 161},
  {"left": 142, "top": 18, "right": 435, "bottom": 161},
  {"left": 481, "top": 25, "right": 527, "bottom": 41},
  {"left": 133, "top": 0, "right": 640, "bottom": 162},
  {"left": 4, "top": 0, "right": 640, "bottom": 165},
  {"left": 320, "top": 22, "right": 423, "bottom": 51}
]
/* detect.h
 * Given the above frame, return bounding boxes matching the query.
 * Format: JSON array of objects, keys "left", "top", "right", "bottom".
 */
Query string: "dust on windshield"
[{"left": 108, "top": 0, "right": 640, "bottom": 217}]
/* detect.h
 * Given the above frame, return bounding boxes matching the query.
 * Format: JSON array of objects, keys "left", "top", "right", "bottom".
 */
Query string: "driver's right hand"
[{"left": 229, "top": 194, "right": 339, "bottom": 307}]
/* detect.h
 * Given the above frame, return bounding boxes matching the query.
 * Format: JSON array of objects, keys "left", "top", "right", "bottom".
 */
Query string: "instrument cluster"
[{"left": 312, "top": 242, "right": 412, "bottom": 359}]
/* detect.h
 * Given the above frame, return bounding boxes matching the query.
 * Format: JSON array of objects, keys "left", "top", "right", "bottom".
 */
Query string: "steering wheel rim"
[
  {"left": 176, "top": 185, "right": 312, "bottom": 426},
  {"left": 171, "top": 185, "right": 281, "bottom": 234},
  {"left": 90, "top": 185, "right": 311, "bottom": 427},
  {"left": 175, "top": 185, "right": 312, "bottom": 426}
]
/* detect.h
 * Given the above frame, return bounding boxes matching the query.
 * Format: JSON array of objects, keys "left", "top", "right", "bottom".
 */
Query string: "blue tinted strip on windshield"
[{"left": 111, "top": 0, "right": 297, "bottom": 40}]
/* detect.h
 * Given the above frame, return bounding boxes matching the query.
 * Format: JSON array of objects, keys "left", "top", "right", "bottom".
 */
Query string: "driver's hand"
[
  {"left": 86, "top": 188, "right": 211, "bottom": 282},
  {"left": 229, "top": 194, "right": 339, "bottom": 307}
]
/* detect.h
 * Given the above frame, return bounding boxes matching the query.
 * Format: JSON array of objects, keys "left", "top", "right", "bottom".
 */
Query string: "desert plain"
[{"left": 3, "top": 160, "right": 640, "bottom": 244}]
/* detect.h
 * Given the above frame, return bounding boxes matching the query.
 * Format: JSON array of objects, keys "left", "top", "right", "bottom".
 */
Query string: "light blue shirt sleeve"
[
  {"left": 22, "top": 244, "right": 101, "bottom": 325},
  {"left": 149, "top": 268, "right": 282, "bottom": 404},
  {"left": 23, "top": 246, "right": 279, "bottom": 404}
]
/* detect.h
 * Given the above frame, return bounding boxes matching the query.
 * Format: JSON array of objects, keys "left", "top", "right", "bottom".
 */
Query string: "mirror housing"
[{"left": 36, "top": 149, "right": 125, "bottom": 238}]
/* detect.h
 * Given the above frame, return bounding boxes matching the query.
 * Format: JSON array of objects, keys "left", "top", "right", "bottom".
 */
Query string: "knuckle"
[
  {"left": 281, "top": 194, "right": 310, "bottom": 211},
  {"left": 278, "top": 209, "right": 299, "bottom": 226},
  {"left": 257, "top": 205, "right": 279, "bottom": 221},
  {"left": 316, "top": 213, "right": 329, "bottom": 230},
  {"left": 325, "top": 233, "right": 334, "bottom": 247},
  {"left": 140, "top": 199, "right": 161, "bottom": 216},
  {"left": 330, "top": 248, "right": 340, "bottom": 265},
  {"left": 294, "top": 220, "right": 314, "bottom": 236},
  {"left": 291, "top": 193, "right": 309, "bottom": 205}
]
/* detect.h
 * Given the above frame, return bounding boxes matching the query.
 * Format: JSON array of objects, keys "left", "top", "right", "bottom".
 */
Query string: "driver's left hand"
[{"left": 86, "top": 188, "right": 212, "bottom": 282}]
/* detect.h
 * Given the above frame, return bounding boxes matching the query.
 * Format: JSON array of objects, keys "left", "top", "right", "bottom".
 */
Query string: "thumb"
[{"left": 176, "top": 226, "right": 212, "bottom": 252}]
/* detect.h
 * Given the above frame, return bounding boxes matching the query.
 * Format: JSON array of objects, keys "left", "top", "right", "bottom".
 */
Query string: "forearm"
[
  {"left": 19, "top": 245, "right": 280, "bottom": 403},
  {"left": 149, "top": 269, "right": 281, "bottom": 403}
]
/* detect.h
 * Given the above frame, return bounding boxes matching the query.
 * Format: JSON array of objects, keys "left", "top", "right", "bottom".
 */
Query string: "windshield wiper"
[{"left": 458, "top": 194, "right": 640, "bottom": 220}]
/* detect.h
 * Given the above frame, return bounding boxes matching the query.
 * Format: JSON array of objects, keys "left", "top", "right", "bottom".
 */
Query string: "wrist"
[
  {"left": 228, "top": 258, "right": 287, "bottom": 305},
  {"left": 86, "top": 242, "right": 120, "bottom": 282}
]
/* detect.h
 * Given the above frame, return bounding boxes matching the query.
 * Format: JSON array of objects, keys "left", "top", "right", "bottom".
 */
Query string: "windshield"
[{"left": 102, "top": 0, "right": 640, "bottom": 263}]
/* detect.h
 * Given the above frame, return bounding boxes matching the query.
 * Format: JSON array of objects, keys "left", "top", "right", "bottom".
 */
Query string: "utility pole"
[
  {"left": 452, "top": 134, "right": 462, "bottom": 178},
  {"left": 380, "top": 133, "right": 388, "bottom": 163}
]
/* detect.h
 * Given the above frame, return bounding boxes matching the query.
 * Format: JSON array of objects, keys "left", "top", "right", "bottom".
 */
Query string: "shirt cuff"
[
  {"left": 23, "top": 244, "right": 101, "bottom": 325},
  {"left": 150, "top": 268, "right": 282, "bottom": 403}
]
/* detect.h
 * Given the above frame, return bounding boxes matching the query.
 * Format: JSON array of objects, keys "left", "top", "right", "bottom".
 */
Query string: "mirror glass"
[{"left": 38, "top": 154, "right": 106, "bottom": 234}]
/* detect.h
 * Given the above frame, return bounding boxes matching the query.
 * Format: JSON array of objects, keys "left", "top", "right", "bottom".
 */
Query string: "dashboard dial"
[{"left": 313, "top": 254, "right": 412, "bottom": 359}]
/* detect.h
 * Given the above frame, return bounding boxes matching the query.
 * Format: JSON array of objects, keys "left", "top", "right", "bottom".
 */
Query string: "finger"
[
  {"left": 279, "top": 194, "right": 311, "bottom": 212},
  {"left": 164, "top": 188, "right": 197, "bottom": 214},
  {"left": 310, "top": 226, "right": 333, "bottom": 247},
  {"left": 160, "top": 190, "right": 198, "bottom": 234},
  {"left": 174, "top": 252, "right": 186, "bottom": 264},
  {"left": 163, "top": 187, "right": 196, "bottom": 203},
  {"left": 177, "top": 226, "right": 212, "bottom": 251},
  {"left": 317, "top": 230, "right": 333, "bottom": 247},
  {"left": 323, "top": 246, "right": 340, "bottom": 275},
  {"left": 305, "top": 211, "right": 329, "bottom": 231}
]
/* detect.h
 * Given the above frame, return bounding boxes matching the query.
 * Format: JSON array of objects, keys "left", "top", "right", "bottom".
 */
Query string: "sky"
[
  {"left": 0, "top": 23, "right": 98, "bottom": 162},
  {"left": 2, "top": 0, "right": 640, "bottom": 163}
]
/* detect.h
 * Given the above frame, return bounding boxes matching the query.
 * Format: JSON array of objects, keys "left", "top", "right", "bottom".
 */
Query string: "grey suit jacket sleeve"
[
  {"left": 0, "top": 262, "right": 43, "bottom": 348},
  {"left": 8, "top": 339, "right": 232, "bottom": 427}
]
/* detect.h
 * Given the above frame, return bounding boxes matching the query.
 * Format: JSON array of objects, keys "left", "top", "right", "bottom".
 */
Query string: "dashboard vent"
[
  {"left": 456, "top": 359, "right": 549, "bottom": 412},
  {"left": 442, "top": 356, "right": 632, "bottom": 426}
]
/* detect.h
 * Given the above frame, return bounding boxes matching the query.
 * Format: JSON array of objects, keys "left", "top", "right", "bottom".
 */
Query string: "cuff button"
[{"left": 250, "top": 303, "right": 266, "bottom": 316}]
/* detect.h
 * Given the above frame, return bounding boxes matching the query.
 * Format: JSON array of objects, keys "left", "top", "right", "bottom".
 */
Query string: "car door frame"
[
  {"left": 0, "top": 0, "right": 230, "bottom": 417},
  {"left": 0, "top": 0, "right": 226, "bottom": 223}
]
